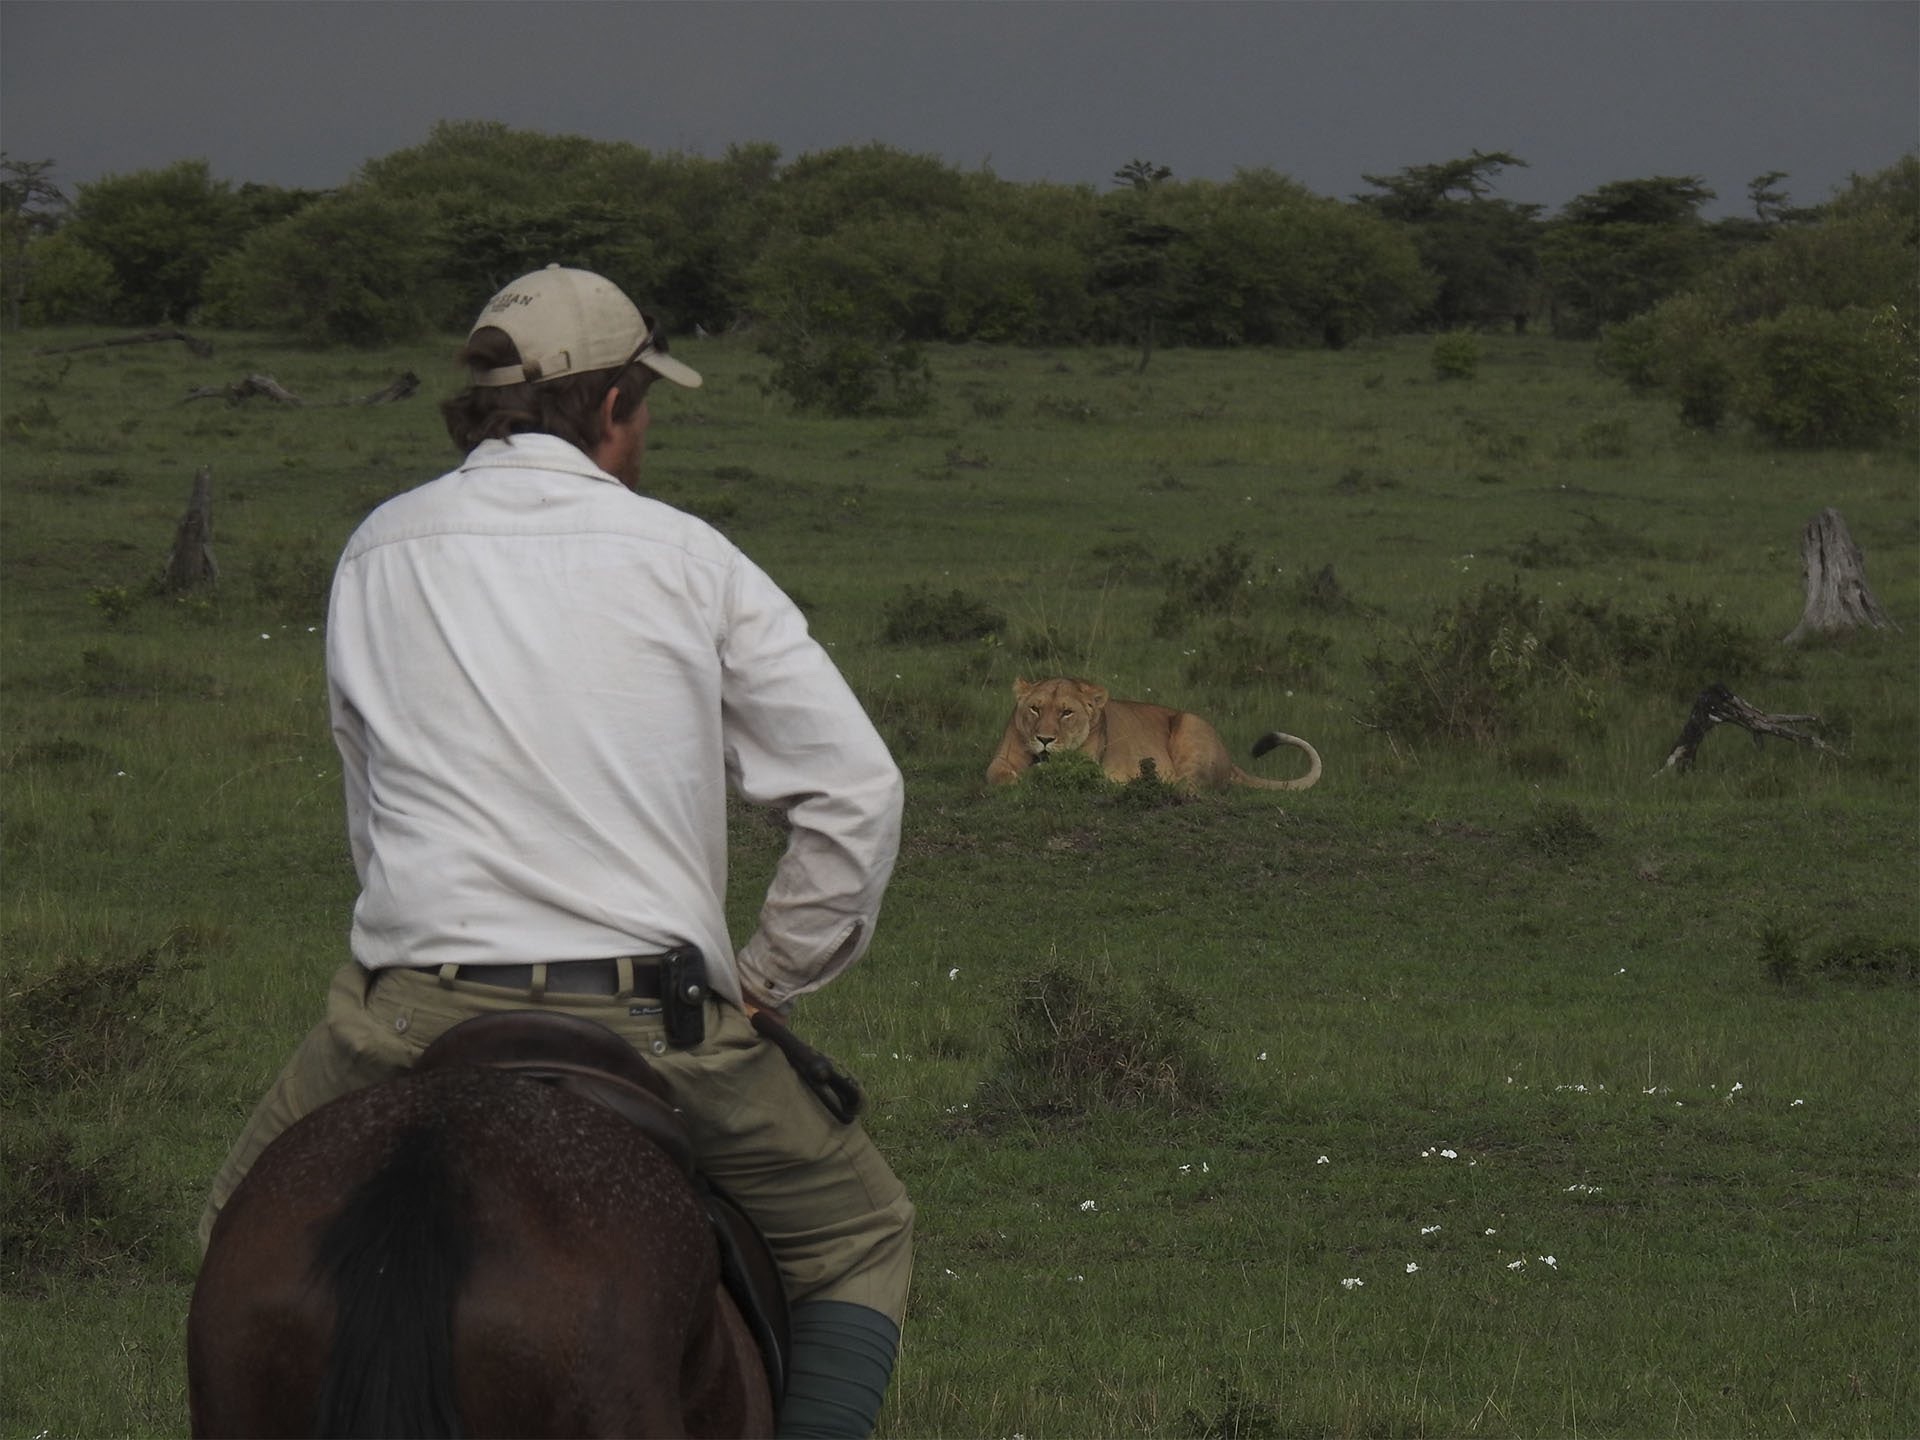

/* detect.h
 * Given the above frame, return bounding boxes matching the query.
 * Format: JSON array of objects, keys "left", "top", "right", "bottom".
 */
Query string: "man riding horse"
[{"left": 197, "top": 265, "right": 913, "bottom": 1438}]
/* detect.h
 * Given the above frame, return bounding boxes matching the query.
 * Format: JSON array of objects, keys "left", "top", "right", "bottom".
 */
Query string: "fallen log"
[
  {"left": 182, "top": 374, "right": 304, "bottom": 406},
  {"left": 1655, "top": 683, "right": 1840, "bottom": 775},
  {"left": 1783, "top": 507, "right": 1897, "bottom": 645},
  {"left": 37, "top": 328, "right": 215, "bottom": 359},
  {"left": 163, "top": 466, "right": 218, "bottom": 591},
  {"left": 344, "top": 371, "right": 419, "bottom": 405}
]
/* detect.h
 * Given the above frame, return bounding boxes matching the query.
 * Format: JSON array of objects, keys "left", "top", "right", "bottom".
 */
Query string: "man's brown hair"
[{"left": 440, "top": 326, "right": 653, "bottom": 454}]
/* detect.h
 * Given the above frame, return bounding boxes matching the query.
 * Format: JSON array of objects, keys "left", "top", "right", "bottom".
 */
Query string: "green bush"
[
  {"left": 1731, "top": 304, "right": 1912, "bottom": 447},
  {"left": 879, "top": 584, "right": 1005, "bottom": 644},
  {"left": 203, "top": 190, "right": 442, "bottom": 345},
  {"left": 1153, "top": 542, "right": 1257, "bottom": 637},
  {"left": 1431, "top": 330, "right": 1482, "bottom": 380}
]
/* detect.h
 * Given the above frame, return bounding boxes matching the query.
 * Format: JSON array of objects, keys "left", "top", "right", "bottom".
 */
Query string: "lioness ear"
[
  {"left": 1013, "top": 678, "right": 1031, "bottom": 698},
  {"left": 1081, "top": 682, "right": 1109, "bottom": 709}
]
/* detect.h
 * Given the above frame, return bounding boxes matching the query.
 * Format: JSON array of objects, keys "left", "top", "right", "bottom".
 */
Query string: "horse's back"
[{"left": 190, "top": 1066, "right": 767, "bottom": 1438}]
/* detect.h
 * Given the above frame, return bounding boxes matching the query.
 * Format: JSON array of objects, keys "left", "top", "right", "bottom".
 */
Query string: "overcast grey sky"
[{"left": 3, "top": 1, "right": 1914, "bottom": 218}]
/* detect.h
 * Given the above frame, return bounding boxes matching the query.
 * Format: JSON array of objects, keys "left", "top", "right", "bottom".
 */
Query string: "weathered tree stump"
[
  {"left": 1783, "top": 508, "right": 1897, "bottom": 645},
  {"left": 1655, "top": 683, "right": 1839, "bottom": 775},
  {"left": 163, "top": 466, "right": 218, "bottom": 591}
]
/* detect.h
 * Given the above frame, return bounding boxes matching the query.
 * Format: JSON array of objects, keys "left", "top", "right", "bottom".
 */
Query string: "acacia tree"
[
  {"left": 1597, "top": 157, "right": 1917, "bottom": 445},
  {"left": 1540, "top": 176, "right": 1719, "bottom": 336},
  {"left": 0, "top": 155, "right": 66, "bottom": 328},
  {"left": 1356, "top": 151, "right": 1542, "bottom": 331}
]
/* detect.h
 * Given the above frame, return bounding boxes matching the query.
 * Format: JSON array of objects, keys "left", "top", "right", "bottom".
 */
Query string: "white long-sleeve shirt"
[{"left": 325, "top": 433, "right": 903, "bottom": 1007}]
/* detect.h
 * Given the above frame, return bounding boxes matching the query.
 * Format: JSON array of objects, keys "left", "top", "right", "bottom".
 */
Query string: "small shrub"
[
  {"left": 1431, "top": 331, "right": 1481, "bottom": 380},
  {"left": 1153, "top": 542, "right": 1256, "bottom": 637},
  {"left": 763, "top": 334, "right": 932, "bottom": 419},
  {"left": 0, "top": 930, "right": 213, "bottom": 1093},
  {"left": 1521, "top": 801, "right": 1602, "bottom": 860},
  {"left": 1023, "top": 748, "right": 1108, "bottom": 793},
  {"left": 1184, "top": 621, "right": 1334, "bottom": 690},
  {"left": 0, "top": 1128, "right": 166, "bottom": 1287},
  {"left": 1360, "top": 581, "right": 1550, "bottom": 745},
  {"left": 1813, "top": 935, "right": 1919, "bottom": 985},
  {"left": 1296, "top": 563, "right": 1357, "bottom": 614},
  {"left": 1756, "top": 922, "right": 1806, "bottom": 989},
  {"left": 879, "top": 584, "right": 1005, "bottom": 644},
  {"left": 1111, "top": 757, "right": 1188, "bottom": 810},
  {"left": 87, "top": 585, "right": 138, "bottom": 626},
  {"left": 974, "top": 958, "right": 1222, "bottom": 1122}
]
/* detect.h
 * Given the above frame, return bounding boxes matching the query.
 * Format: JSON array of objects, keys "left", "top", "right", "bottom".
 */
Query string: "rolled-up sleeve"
[{"left": 721, "top": 556, "right": 903, "bottom": 1006}]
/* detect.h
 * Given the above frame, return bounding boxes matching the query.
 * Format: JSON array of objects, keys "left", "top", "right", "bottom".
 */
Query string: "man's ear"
[{"left": 597, "top": 384, "right": 623, "bottom": 438}]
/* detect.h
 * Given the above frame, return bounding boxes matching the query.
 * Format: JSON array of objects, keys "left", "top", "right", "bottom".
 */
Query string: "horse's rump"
[{"left": 189, "top": 1066, "right": 771, "bottom": 1438}]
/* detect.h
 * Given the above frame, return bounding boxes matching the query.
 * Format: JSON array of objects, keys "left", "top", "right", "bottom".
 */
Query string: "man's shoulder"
[{"left": 341, "top": 446, "right": 737, "bottom": 566}]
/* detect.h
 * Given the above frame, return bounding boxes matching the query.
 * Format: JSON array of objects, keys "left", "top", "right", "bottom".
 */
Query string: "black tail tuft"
[{"left": 311, "top": 1120, "right": 472, "bottom": 1438}]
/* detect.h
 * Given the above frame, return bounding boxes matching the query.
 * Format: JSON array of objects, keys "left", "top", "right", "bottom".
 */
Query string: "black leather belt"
[{"left": 412, "top": 957, "right": 669, "bottom": 997}]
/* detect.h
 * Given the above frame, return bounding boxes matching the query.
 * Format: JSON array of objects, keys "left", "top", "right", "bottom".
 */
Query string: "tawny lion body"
[{"left": 986, "top": 677, "right": 1322, "bottom": 791}]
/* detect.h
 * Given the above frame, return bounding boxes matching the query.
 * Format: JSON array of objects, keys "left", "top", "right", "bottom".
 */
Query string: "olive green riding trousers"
[{"left": 199, "top": 962, "right": 914, "bottom": 1325}]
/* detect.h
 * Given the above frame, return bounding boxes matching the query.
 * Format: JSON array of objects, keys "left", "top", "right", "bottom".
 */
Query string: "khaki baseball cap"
[{"left": 467, "top": 264, "right": 702, "bottom": 390}]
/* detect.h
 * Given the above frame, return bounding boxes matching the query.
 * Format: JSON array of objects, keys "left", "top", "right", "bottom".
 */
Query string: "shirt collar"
[{"left": 460, "top": 433, "right": 623, "bottom": 487}]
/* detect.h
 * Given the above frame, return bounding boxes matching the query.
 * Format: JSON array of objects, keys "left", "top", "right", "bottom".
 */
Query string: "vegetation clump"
[
  {"left": 1361, "top": 581, "right": 1774, "bottom": 746},
  {"left": 878, "top": 584, "right": 1005, "bottom": 644},
  {"left": 974, "top": 959, "right": 1222, "bottom": 1123}
]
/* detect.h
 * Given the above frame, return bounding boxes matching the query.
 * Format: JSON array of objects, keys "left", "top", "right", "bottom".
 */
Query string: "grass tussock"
[
  {"left": 0, "top": 1128, "right": 167, "bottom": 1290},
  {"left": 973, "top": 958, "right": 1223, "bottom": 1124},
  {"left": 1, "top": 926, "right": 216, "bottom": 1093}
]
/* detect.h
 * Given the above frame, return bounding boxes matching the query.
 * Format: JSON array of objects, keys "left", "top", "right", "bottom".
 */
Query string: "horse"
[{"left": 187, "top": 1013, "right": 777, "bottom": 1438}]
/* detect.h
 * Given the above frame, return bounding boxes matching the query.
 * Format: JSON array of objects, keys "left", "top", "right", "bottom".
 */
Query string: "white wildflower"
[
  {"left": 1506, "top": 1258, "right": 1525, "bottom": 1270},
  {"left": 947, "top": 967, "right": 960, "bottom": 980},
  {"left": 1791, "top": 1099, "right": 1805, "bottom": 1107},
  {"left": 1440, "top": 1148, "right": 1458, "bottom": 1160},
  {"left": 1316, "top": 1155, "right": 1330, "bottom": 1165},
  {"left": 1078, "top": 1200, "right": 1097, "bottom": 1213},
  {"left": 1405, "top": 1262, "right": 1419, "bottom": 1274},
  {"left": 1340, "top": 1277, "right": 1364, "bottom": 1290},
  {"left": 1421, "top": 1225, "right": 1441, "bottom": 1235},
  {"left": 1539, "top": 1255, "right": 1558, "bottom": 1268}
]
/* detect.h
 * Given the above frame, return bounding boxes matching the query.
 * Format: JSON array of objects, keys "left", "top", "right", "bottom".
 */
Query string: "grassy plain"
[{"left": 2, "top": 327, "right": 1916, "bottom": 1438}]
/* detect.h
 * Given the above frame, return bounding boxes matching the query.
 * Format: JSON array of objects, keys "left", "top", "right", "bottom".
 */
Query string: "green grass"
[{"left": 3, "top": 327, "right": 1916, "bottom": 1437}]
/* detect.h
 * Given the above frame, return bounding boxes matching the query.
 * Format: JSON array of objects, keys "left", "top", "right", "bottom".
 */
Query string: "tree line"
[{"left": 2, "top": 125, "right": 1913, "bottom": 440}]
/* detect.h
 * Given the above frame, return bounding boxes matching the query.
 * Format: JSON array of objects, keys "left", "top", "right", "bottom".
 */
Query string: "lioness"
[{"left": 985, "top": 676, "right": 1322, "bottom": 791}]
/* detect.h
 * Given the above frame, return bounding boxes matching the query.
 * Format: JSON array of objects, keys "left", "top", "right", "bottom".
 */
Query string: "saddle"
[{"left": 416, "top": 1010, "right": 791, "bottom": 1403}]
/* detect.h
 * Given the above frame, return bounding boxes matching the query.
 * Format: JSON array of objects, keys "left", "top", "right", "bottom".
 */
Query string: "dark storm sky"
[{"left": 2, "top": 0, "right": 1914, "bottom": 217}]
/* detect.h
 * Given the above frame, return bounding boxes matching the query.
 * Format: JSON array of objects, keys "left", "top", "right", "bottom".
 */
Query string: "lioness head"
[{"left": 1011, "top": 677, "right": 1108, "bottom": 761}]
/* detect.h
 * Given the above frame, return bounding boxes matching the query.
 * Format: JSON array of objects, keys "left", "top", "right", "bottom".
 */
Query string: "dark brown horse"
[{"left": 188, "top": 1038, "right": 774, "bottom": 1438}]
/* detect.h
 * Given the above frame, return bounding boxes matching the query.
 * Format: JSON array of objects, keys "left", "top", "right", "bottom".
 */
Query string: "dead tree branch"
[
  {"left": 182, "top": 374, "right": 304, "bottom": 406},
  {"left": 1783, "top": 507, "right": 1897, "bottom": 645},
  {"left": 1656, "top": 683, "right": 1840, "bottom": 775},
  {"left": 163, "top": 466, "right": 217, "bottom": 591},
  {"left": 37, "top": 328, "right": 214, "bottom": 359},
  {"left": 343, "top": 371, "right": 419, "bottom": 405}
]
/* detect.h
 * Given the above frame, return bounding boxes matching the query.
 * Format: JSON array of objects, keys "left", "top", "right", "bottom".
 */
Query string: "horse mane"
[{"left": 310, "top": 1118, "right": 472, "bottom": 1438}]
